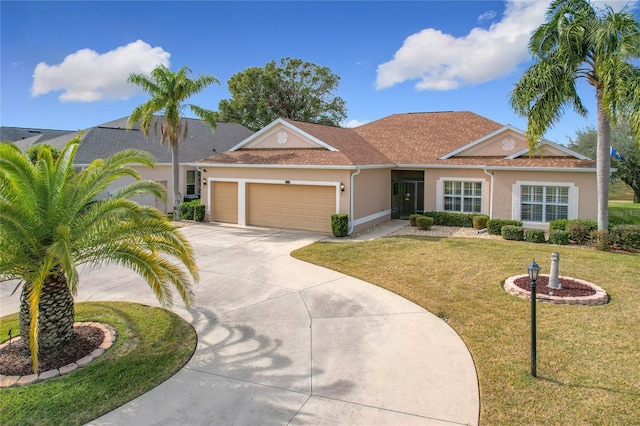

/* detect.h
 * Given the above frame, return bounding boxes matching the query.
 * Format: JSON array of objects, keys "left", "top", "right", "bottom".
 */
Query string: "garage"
[
  {"left": 211, "top": 181, "right": 238, "bottom": 223},
  {"left": 247, "top": 183, "right": 336, "bottom": 233}
]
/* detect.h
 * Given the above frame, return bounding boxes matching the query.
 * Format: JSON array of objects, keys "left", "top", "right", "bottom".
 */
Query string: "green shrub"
[
  {"left": 548, "top": 229, "right": 570, "bottom": 245},
  {"left": 589, "top": 230, "right": 611, "bottom": 251},
  {"left": 525, "top": 229, "right": 546, "bottom": 244},
  {"left": 487, "top": 219, "right": 523, "bottom": 235},
  {"left": 610, "top": 224, "right": 640, "bottom": 251},
  {"left": 193, "top": 204, "right": 206, "bottom": 222},
  {"left": 416, "top": 216, "right": 434, "bottom": 230},
  {"left": 501, "top": 225, "right": 524, "bottom": 241},
  {"left": 409, "top": 214, "right": 421, "bottom": 226},
  {"left": 179, "top": 200, "right": 200, "bottom": 220},
  {"left": 549, "top": 219, "right": 569, "bottom": 231},
  {"left": 331, "top": 214, "right": 349, "bottom": 237},
  {"left": 422, "top": 211, "right": 474, "bottom": 227},
  {"left": 566, "top": 219, "right": 598, "bottom": 244},
  {"left": 472, "top": 214, "right": 490, "bottom": 230}
]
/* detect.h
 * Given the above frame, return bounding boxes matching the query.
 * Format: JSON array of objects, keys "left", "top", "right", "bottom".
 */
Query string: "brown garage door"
[
  {"left": 211, "top": 181, "right": 238, "bottom": 223},
  {"left": 248, "top": 183, "right": 335, "bottom": 233}
]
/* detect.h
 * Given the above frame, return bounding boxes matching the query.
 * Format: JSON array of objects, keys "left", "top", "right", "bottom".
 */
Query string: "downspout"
[
  {"left": 483, "top": 168, "right": 494, "bottom": 219},
  {"left": 348, "top": 167, "right": 362, "bottom": 235}
]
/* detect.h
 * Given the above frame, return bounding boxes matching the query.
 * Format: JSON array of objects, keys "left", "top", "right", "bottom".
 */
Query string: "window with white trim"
[
  {"left": 443, "top": 181, "right": 482, "bottom": 213},
  {"left": 521, "top": 185, "right": 569, "bottom": 222},
  {"left": 186, "top": 170, "right": 199, "bottom": 196}
]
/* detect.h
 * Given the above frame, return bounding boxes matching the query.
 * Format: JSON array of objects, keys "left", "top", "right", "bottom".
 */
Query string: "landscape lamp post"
[{"left": 527, "top": 259, "right": 541, "bottom": 378}]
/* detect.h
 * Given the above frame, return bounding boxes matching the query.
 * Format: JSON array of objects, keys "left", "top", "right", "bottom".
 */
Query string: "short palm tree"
[
  {"left": 128, "top": 65, "right": 219, "bottom": 220},
  {"left": 510, "top": 0, "right": 640, "bottom": 230},
  {"left": 0, "top": 139, "right": 198, "bottom": 372}
]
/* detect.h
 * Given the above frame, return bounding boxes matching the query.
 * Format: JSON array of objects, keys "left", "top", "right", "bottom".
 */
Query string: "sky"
[{"left": 1, "top": 0, "right": 638, "bottom": 145}]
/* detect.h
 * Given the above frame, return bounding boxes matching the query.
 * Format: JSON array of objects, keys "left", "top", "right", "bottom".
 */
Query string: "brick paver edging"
[
  {"left": 0, "top": 322, "right": 117, "bottom": 388},
  {"left": 504, "top": 274, "right": 609, "bottom": 306}
]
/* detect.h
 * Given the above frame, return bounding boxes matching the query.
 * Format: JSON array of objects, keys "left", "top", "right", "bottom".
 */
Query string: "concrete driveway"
[{"left": 1, "top": 223, "right": 479, "bottom": 425}]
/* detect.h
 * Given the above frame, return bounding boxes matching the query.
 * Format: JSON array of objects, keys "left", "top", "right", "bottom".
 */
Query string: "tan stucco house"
[{"left": 194, "top": 111, "right": 597, "bottom": 234}]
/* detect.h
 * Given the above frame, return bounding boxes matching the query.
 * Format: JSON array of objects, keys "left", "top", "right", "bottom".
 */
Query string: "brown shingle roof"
[{"left": 197, "top": 112, "right": 594, "bottom": 170}]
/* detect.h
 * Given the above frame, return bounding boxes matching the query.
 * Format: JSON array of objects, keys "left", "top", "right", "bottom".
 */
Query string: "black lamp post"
[{"left": 527, "top": 259, "right": 541, "bottom": 378}]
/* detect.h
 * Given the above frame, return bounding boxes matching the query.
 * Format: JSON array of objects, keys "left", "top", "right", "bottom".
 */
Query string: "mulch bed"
[
  {"left": 0, "top": 326, "right": 104, "bottom": 376},
  {"left": 513, "top": 275, "right": 596, "bottom": 297}
]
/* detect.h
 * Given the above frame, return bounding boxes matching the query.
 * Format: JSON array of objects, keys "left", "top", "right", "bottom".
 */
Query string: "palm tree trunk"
[
  {"left": 172, "top": 144, "right": 180, "bottom": 221},
  {"left": 596, "top": 87, "right": 611, "bottom": 231},
  {"left": 19, "top": 273, "right": 75, "bottom": 354}
]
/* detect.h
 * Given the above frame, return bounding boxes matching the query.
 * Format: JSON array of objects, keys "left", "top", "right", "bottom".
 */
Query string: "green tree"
[
  {"left": 128, "top": 65, "right": 219, "bottom": 220},
  {"left": 569, "top": 122, "right": 640, "bottom": 203},
  {"left": 0, "top": 139, "right": 198, "bottom": 372},
  {"left": 510, "top": 0, "right": 640, "bottom": 230},
  {"left": 217, "top": 58, "right": 347, "bottom": 131},
  {"left": 25, "top": 143, "right": 61, "bottom": 164}
]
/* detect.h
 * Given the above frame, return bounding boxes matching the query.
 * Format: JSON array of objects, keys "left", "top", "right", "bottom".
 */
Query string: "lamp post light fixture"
[{"left": 527, "top": 259, "right": 541, "bottom": 378}]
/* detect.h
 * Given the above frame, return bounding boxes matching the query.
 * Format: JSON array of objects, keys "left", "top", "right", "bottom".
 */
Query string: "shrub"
[
  {"left": 549, "top": 219, "right": 569, "bottom": 231},
  {"left": 610, "top": 224, "right": 640, "bottom": 251},
  {"left": 193, "top": 204, "right": 206, "bottom": 222},
  {"left": 589, "top": 230, "right": 611, "bottom": 251},
  {"left": 416, "top": 216, "right": 434, "bottom": 230},
  {"left": 422, "top": 211, "right": 474, "bottom": 227},
  {"left": 179, "top": 200, "right": 200, "bottom": 220},
  {"left": 472, "top": 214, "right": 490, "bottom": 230},
  {"left": 487, "top": 219, "right": 523, "bottom": 235},
  {"left": 525, "top": 229, "right": 546, "bottom": 244},
  {"left": 331, "top": 214, "right": 349, "bottom": 237},
  {"left": 409, "top": 214, "right": 421, "bottom": 226},
  {"left": 501, "top": 225, "right": 524, "bottom": 241},
  {"left": 566, "top": 219, "right": 598, "bottom": 245},
  {"left": 548, "top": 229, "right": 570, "bottom": 245}
]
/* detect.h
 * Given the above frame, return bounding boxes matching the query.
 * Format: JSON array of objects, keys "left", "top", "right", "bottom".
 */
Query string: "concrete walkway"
[{"left": 1, "top": 223, "right": 479, "bottom": 425}]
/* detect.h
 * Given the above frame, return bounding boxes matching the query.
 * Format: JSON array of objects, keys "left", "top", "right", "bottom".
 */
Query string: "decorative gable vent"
[{"left": 277, "top": 130, "right": 289, "bottom": 145}]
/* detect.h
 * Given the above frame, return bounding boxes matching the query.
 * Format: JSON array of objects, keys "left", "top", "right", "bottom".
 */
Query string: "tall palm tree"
[
  {"left": 0, "top": 139, "right": 198, "bottom": 373},
  {"left": 128, "top": 65, "right": 219, "bottom": 220},
  {"left": 510, "top": 0, "right": 640, "bottom": 230}
]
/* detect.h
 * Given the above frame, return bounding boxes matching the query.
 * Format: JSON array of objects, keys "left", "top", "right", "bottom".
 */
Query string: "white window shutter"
[
  {"left": 512, "top": 184, "right": 521, "bottom": 220},
  {"left": 436, "top": 179, "right": 444, "bottom": 211},
  {"left": 569, "top": 186, "right": 579, "bottom": 219}
]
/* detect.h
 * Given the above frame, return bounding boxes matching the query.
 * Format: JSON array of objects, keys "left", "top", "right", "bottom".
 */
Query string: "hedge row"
[{"left": 179, "top": 200, "right": 205, "bottom": 222}]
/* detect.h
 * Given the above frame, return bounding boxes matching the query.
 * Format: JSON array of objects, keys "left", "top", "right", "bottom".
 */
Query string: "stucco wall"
[
  {"left": 424, "top": 168, "right": 490, "bottom": 214},
  {"left": 351, "top": 168, "right": 391, "bottom": 234}
]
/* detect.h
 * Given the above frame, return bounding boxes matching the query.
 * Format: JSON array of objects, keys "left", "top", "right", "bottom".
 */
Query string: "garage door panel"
[
  {"left": 248, "top": 184, "right": 335, "bottom": 233},
  {"left": 212, "top": 181, "right": 238, "bottom": 223}
]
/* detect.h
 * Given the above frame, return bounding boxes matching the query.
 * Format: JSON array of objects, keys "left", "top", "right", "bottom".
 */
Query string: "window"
[
  {"left": 443, "top": 181, "right": 482, "bottom": 213},
  {"left": 186, "top": 170, "right": 199, "bottom": 196},
  {"left": 521, "top": 185, "right": 569, "bottom": 222}
]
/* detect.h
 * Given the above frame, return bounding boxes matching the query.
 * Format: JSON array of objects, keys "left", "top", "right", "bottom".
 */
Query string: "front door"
[
  {"left": 391, "top": 171, "right": 425, "bottom": 219},
  {"left": 400, "top": 181, "right": 418, "bottom": 218}
]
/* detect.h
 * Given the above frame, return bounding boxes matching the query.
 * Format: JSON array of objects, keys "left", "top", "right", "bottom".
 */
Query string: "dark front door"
[{"left": 392, "top": 171, "right": 425, "bottom": 219}]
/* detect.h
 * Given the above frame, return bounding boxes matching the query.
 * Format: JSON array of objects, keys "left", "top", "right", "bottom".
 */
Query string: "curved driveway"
[{"left": 2, "top": 223, "right": 479, "bottom": 425}]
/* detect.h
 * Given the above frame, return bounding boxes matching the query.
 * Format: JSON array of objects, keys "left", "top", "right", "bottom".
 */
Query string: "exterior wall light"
[
  {"left": 202, "top": 178, "right": 207, "bottom": 186},
  {"left": 527, "top": 259, "right": 541, "bottom": 378},
  {"left": 340, "top": 183, "right": 345, "bottom": 192}
]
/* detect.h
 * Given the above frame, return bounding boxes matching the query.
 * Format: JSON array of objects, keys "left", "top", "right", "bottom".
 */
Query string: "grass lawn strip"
[
  {"left": 0, "top": 302, "right": 196, "bottom": 426},
  {"left": 292, "top": 237, "right": 640, "bottom": 425}
]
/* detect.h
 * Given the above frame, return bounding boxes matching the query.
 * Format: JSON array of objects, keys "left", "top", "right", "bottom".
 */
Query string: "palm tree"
[
  {"left": 510, "top": 0, "right": 640, "bottom": 230},
  {"left": 127, "top": 65, "right": 219, "bottom": 220},
  {"left": 0, "top": 139, "right": 198, "bottom": 373}
]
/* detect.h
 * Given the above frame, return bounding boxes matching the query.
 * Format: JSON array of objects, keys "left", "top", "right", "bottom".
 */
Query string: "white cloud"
[
  {"left": 478, "top": 10, "right": 497, "bottom": 22},
  {"left": 376, "top": 0, "right": 549, "bottom": 91},
  {"left": 343, "top": 119, "right": 370, "bottom": 128},
  {"left": 31, "top": 40, "right": 170, "bottom": 102},
  {"left": 376, "top": 0, "right": 639, "bottom": 92}
]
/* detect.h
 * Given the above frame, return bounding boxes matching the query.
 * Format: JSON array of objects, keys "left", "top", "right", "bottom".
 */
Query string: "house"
[
  {"left": 194, "top": 111, "right": 596, "bottom": 234},
  {"left": 3, "top": 117, "right": 254, "bottom": 213}
]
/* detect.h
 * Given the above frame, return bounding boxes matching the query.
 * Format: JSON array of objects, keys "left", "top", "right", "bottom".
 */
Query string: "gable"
[{"left": 230, "top": 119, "right": 338, "bottom": 152}]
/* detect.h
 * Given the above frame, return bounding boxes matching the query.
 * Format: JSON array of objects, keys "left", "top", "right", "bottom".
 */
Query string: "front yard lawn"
[{"left": 293, "top": 236, "right": 640, "bottom": 425}]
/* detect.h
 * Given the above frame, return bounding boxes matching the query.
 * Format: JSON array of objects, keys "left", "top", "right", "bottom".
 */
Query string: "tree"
[
  {"left": 128, "top": 65, "right": 219, "bottom": 220},
  {"left": 0, "top": 139, "right": 198, "bottom": 373},
  {"left": 25, "top": 143, "right": 61, "bottom": 164},
  {"left": 510, "top": 0, "right": 640, "bottom": 230},
  {"left": 217, "top": 58, "right": 347, "bottom": 131},
  {"left": 568, "top": 122, "right": 640, "bottom": 203}
]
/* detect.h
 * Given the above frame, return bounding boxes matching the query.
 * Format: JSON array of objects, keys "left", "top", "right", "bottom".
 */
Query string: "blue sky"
[{"left": 1, "top": 0, "right": 638, "bottom": 145}]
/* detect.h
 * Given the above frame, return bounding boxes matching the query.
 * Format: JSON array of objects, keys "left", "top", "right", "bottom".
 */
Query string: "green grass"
[
  {"left": 609, "top": 201, "right": 640, "bottom": 225},
  {"left": 0, "top": 302, "right": 196, "bottom": 426},
  {"left": 293, "top": 237, "right": 640, "bottom": 425},
  {"left": 609, "top": 181, "right": 635, "bottom": 202}
]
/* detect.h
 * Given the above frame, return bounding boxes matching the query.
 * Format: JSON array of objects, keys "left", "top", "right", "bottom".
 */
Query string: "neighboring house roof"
[
  {"left": 1, "top": 127, "right": 74, "bottom": 150},
  {"left": 5, "top": 117, "right": 254, "bottom": 165},
  {"left": 196, "top": 111, "right": 595, "bottom": 170}
]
